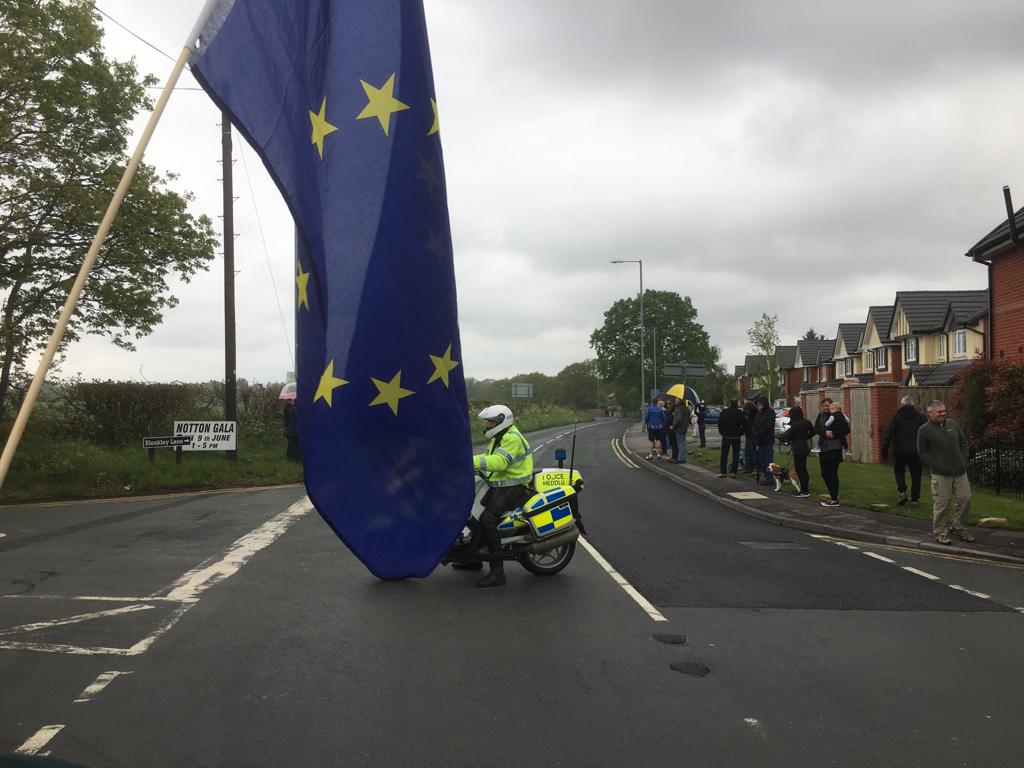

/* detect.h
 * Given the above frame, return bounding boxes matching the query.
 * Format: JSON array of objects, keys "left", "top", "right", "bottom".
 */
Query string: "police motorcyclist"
[{"left": 470, "top": 404, "right": 534, "bottom": 588}]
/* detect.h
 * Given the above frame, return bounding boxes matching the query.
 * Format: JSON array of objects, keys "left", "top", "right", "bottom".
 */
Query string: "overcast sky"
[{"left": 56, "top": 0, "right": 1022, "bottom": 385}]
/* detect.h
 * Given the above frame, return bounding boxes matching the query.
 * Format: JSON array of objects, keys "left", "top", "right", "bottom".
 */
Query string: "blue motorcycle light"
[{"left": 554, "top": 448, "right": 567, "bottom": 461}]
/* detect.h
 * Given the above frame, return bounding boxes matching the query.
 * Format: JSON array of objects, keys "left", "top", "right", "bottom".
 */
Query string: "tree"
[
  {"left": 747, "top": 313, "right": 781, "bottom": 401},
  {"left": 802, "top": 327, "right": 826, "bottom": 341},
  {"left": 0, "top": 0, "right": 216, "bottom": 414},
  {"left": 589, "top": 290, "right": 716, "bottom": 406},
  {"left": 556, "top": 359, "right": 601, "bottom": 411},
  {"left": 701, "top": 362, "right": 737, "bottom": 405}
]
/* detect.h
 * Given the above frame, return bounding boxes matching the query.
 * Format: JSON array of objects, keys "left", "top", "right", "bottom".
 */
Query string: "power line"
[
  {"left": 92, "top": 4, "right": 180, "bottom": 64},
  {"left": 238, "top": 140, "right": 296, "bottom": 370}
]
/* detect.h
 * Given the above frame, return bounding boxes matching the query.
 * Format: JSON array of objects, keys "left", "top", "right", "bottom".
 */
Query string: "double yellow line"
[{"left": 610, "top": 438, "right": 639, "bottom": 469}]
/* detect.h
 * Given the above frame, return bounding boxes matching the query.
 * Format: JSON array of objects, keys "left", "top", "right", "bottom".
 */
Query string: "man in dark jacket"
[
  {"left": 779, "top": 405, "right": 815, "bottom": 496},
  {"left": 716, "top": 399, "right": 746, "bottom": 477},
  {"left": 752, "top": 397, "right": 776, "bottom": 485},
  {"left": 695, "top": 402, "right": 708, "bottom": 447},
  {"left": 917, "top": 400, "right": 974, "bottom": 546},
  {"left": 881, "top": 396, "right": 927, "bottom": 506}
]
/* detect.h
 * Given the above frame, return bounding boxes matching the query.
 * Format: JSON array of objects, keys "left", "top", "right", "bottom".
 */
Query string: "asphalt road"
[{"left": 1, "top": 419, "right": 1021, "bottom": 767}]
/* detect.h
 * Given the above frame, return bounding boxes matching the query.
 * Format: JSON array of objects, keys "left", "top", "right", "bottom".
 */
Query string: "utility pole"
[
  {"left": 652, "top": 327, "right": 657, "bottom": 394},
  {"left": 221, "top": 111, "right": 238, "bottom": 461}
]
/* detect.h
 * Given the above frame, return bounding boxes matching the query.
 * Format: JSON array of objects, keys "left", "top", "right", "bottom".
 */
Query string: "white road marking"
[
  {"left": 0, "top": 532, "right": 6, "bottom": 538},
  {"left": 743, "top": 717, "right": 768, "bottom": 737},
  {"left": 1, "top": 595, "right": 187, "bottom": 602},
  {"left": 948, "top": 585, "right": 991, "bottom": 600},
  {"left": 0, "top": 498, "right": 313, "bottom": 657},
  {"left": 902, "top": 566, "right": 941, "bottom": 581},
  {"left": 727, "top": 491, "right": 768, "bottom": 500},
  {"left": 164, "top": 498, "right": 311, "bottom": 602},
  {"left": 74, "top": 670, "right": 133, "bottom": 703},
  {"left": 16, "top": 725, "right": 64, "bottom": 755},
  {"left": 863, "top": 552, "right": 895, "bottom": 563},
  {"left": 0, "top": 604, "right": 154, "bottom": 636},
  {"left": 578, "top": 536, "right": 667, "bottom": 622}
]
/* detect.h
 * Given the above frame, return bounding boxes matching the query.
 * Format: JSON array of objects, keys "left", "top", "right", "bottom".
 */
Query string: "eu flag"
[{"left": 189, "top": 0, "right": 474, "bottom": 579}]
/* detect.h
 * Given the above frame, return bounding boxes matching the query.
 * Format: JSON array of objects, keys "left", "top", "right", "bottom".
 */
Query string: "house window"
[
  {"left": 802, "top": 367, "right": 808, "bottom": 382},
  {"left": 954, "top": 329, "right": 967, "bottom": 357},
  {"left": 864, "top": 352, "right": 873, "bottom": 371},
  {"left": 904, "top": 337, "right": 918, "bottom": 363},
  {"left": 936, "top": 335, "right": 946, "bottom": 360},
  {"left": 844, "top": 358, "right": 854, "bottom": 377},
  {"left": 874, "top": 347, "right": 888, "bottom": 371}
]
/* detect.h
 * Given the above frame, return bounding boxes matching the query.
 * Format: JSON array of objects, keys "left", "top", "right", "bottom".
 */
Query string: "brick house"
[
  {"left": 856, "top": 305, "right": 902, "bottom": 382},
  {"left": 794, "top": 339, "right": 832, "bottom": 389},
  {"left": 815, "top": 338, "right": 837, "bottom": 384},
  {"left": 776, "top": 345, "right": 798, "bottom": 405},
  {"left": 888, "top": 290, "right": 987, "bottom": 386},
  {"left": 966, "top": 203, "right": 1024, "bottom": 363},
  {"left": 832, "top": 323, "right": 866, "bottom": 379}
]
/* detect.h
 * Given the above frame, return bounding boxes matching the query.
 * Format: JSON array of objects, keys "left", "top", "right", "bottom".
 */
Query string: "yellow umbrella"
[{"left": 666, "top": 384, "right": 686, "bottom": 399}]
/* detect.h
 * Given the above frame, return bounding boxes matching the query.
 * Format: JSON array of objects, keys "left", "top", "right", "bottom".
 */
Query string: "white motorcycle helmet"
[{"left": 478, "top": 404, "right": 514, "bottom": 439}]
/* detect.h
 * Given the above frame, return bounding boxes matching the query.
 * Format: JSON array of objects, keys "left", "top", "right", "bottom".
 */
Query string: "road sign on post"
[
  {"left": 511, "top": 383, "right": 533, "bottom": 398},
  {"left": 662, "top": 363, "right": 709, "bottom": 378},
  {"left": 173, "top": 421, "right": 237, "bottom": 451}
]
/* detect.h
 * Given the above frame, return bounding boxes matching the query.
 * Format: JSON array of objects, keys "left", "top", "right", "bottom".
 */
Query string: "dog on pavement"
[{"left": 767, "top": 462, "right": 800, "bottom": 493}]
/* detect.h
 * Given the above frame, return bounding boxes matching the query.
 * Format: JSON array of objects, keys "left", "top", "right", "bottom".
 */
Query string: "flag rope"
[{"left": 0, "top": 46, "right": 193, "bottom": 490}]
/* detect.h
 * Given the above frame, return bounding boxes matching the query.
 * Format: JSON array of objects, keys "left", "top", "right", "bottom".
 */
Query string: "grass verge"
[{"left": 685, "top": 443, "right": 1024, "bottom": 530}]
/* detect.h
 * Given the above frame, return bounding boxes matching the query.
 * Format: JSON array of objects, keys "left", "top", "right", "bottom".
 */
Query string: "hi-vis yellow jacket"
[{"left": 472, "top": 425, "right": 534, "bottom": 487}]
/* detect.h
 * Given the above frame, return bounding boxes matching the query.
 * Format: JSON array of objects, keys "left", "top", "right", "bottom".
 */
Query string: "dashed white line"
[
  {"left": 863, "top": 552, "right": 895, "bottom": 564},
  {"left": 16, "top": 725, "right": 64, "bottom": 755},
  {"left": 948, "top": 585, "right": 991, "bottom": 600},
  {"left": 578, "top": 536, "right": 667, "bottom": 622},
  {"left": 74, "top": 670, "right": 132, "bottom": 703},
  {"left": 1, "top": 595, "right": 187, "bottom": 603},
  {"left": 902, "top": 566, "right": 941, "bottom": 581}
]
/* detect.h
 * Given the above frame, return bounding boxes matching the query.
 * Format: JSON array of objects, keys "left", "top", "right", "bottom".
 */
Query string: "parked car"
[
  {"left": 774, "top": 406, "right": 791, "bottom": 435},
  {"left": 703, "top": 406, "right": 720, "bottom": 425}
]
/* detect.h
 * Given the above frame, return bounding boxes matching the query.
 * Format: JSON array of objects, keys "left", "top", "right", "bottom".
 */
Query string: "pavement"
[{"left": 623, "top": 423, "right": 1024, "bottom": 565}]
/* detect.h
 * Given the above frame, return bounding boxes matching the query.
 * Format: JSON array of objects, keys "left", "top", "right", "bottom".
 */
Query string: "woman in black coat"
[
  {"left": 779, "top": 405, "right": 815, "bottom": 496},
  {"left": 817, "top": 403, "right": 851, "bottom": 506}
]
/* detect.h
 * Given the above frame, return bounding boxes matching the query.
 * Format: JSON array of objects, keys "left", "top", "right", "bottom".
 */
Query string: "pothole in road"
[
  {"left": 670, "top": 662, "right": 710, "bottom": 677},
  {"left": 652, "top": 633, "right": 688, "bottom": 645}
]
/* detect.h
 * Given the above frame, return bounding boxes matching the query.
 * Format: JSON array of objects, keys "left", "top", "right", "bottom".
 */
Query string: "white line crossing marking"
[
  {"left": 863, "top": 552, "right": 895, "bottom": 563},
  {"left": 1, "top": 595, "right": 188, "bottom": 602},
  {"left": 902, "top": 566, "right": 941, "bottom": 581},
  {"left": 16, "top": 725, "right": 64, "bottom": 755},
  {"left": 0, "top": 498, "right": 312, "bottom": 657},
  {"left": 578, "top": 536, "right": 667, "bottom": 622},
  {"left": 0, "top": 604, "right": 154, "bottom": 636},
  {"left": 74, "top": 670, "right": 133, "bottom": 703}
]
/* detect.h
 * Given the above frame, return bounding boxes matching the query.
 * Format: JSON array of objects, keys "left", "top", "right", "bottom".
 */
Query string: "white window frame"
[
  {"left": 954, "top": 329, "right": 967, "bottom": 357},
  {"left": 904, "top": 337, "right": 918, "bottom": 363},
  {"left": 936, "top": 335, "right": 946, "bottom": 360},
  {"left": 864, "top": 351, "right": 873, "bottom": 371},
  {"left": 874, "top": 346, "right": 888, "bottom": 371},
  {"left": 802, "top": 366, "right": 808, "bottom": 382},
  {"left": 844, "top": 357, "right": 854, "bottom": 377}
]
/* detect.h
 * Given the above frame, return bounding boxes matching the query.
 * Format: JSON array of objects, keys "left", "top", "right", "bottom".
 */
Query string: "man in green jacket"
[
  {"left": 471, "top": 404, "right": 535, "bottom": 587},
  {"left": 917, "top": 400, "right": 974, "bottom": 546}
]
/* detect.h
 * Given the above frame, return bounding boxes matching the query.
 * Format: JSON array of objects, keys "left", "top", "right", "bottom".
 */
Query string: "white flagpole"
[{"left": 0, "top": 46, "right": 193, "bottom": 490}]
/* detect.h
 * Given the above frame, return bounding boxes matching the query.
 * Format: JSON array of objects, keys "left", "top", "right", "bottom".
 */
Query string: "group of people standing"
[
  {"left": 643, "top": 398, "right": 708, "bottom": 463},
  {"left": 715, "top": 396, "right": 850, "bottom": 507}
]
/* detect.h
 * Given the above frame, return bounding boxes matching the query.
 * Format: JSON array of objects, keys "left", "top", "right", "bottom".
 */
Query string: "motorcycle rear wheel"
[{"left": 519, "top": 542, "right": 575, "bottom": 575}]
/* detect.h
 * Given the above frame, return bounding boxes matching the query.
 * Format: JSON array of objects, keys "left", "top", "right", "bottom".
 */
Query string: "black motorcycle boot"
[{"left": 476, "top": 560, "right": 506, "bottom": 588}]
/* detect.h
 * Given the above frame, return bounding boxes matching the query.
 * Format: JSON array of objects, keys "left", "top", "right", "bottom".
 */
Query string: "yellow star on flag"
[
  {"left": 427, "top": 97, "right": 439, "bottom": 136},
  {"left": 314, "top": 360, "right": 349, "bottom": 407},
  {"left": 427, "top": 344, "right": 459, "bottom": 388},
  {"left": 309, "top": 97, "right": 338, "bottom": 159},
  {"left": 356, "top": 74, "right": 409, "bottom": 136},
  {"left": 296, "top": 260, "right": 310, "bottom": 310},
  {"left": 369, "top": 370, "right": 415, "bottom": 415}
]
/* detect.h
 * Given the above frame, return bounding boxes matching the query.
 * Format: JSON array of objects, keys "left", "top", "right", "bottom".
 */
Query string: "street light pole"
[{"left": 611, "top": 259, "right": 644, "bottom": 412}]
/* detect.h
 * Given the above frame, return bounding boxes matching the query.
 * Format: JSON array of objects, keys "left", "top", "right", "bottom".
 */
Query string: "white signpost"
[{"left": 173, "top": 421, "right": 237, "bottom": 451}]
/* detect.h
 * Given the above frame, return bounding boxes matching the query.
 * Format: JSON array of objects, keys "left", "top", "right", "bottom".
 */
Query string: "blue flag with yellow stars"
[{"left": 189, "top": 0, "right": 474, "bottom": 579}]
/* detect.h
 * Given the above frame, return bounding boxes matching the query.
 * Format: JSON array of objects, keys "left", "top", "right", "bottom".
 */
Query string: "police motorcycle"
[{"left": 443, "top": 436, "right": 585, "bottom": 576}]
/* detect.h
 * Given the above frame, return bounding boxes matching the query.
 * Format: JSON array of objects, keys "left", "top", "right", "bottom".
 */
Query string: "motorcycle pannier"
[{"left": 522, "top": 486, "right": 577, "bottom": 539}]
